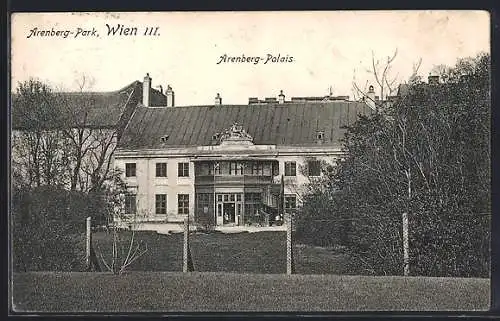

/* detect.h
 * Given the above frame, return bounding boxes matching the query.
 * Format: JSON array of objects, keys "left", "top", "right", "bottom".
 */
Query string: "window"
[
  {"left": 178, "top": 194, "right": 190, "bottom": 215},
  {"left": 178, "top": 162, "right": 189, "bottom": 177},
  {"left": 196, "top": 193, "right": 213, "bottom": 217},
  {"left": 307, "top": 159, "right": 321, "bottom": 177},
  {"left": 214, "top": 163, "right": 221, "bottom": 175},
  {"left": 245, "top": 193, "right": 261, "bottom": 203},
  {"left": 125, "top": 163, "right": 136, "bottom": 177},
  {"left": 124, "top": 194, "right": 137, "bottom": 214},
  {"left": 284, "top": 194, "right": 297, "bottom": 212},
  {"left": 284, "top": 161, "right": 296, "bottom": 176},
  {"left": 272, "top": 162, "right": 279, "bottom": 176},
  {"left": 316, "top": 130, "right": 325, "bottom": 141},
  {"left": 229, "top": 162, "right": 243, "bottom": 175},
  {"left": 155, "top": 194, "right": 167, "bottom": 214},
  {"left": 251, "top": 162, "right": 264, "bottom": 175},
  {"left": 156, "top": 163, "right": 167, "bottom": 177}
]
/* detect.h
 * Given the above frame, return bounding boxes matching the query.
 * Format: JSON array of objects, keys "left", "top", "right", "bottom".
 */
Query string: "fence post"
[
  {"left": 286, "top": 212, "right": 294, "bottom": 275},
  {"left": 86, "top": 216, "right": 91, "bottom": 271},
  {"left": 402, "top": 212, "right": 410, "bottom": 276},
  {"left": 183, "top": 217, "right": 195, "bottom": 272}
]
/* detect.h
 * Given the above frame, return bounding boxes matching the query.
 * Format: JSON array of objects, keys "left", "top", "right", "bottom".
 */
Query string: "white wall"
[
  {"left": 115, "top": 152, "right": 340, "bottom": 221},
  {"left": 115, "top": 157, "right": 195, "bottom": 220}
]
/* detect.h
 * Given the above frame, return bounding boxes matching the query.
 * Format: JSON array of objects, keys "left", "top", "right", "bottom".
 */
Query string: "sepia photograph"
[{"left": 9, "top": 11, "right": 491, "bottom": 313}]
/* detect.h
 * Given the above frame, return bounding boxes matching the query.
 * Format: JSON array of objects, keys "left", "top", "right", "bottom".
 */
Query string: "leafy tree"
[{"left": 297, "top": 52, "right": 490, "bottom": 277}]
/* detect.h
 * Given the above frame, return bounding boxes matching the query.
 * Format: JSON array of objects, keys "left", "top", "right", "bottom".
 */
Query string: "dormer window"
[{"left": 160, "top": 135, "right": 169, "bottom": 143}]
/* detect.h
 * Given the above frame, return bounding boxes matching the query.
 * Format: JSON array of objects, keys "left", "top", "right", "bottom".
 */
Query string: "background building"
[{"left": 11, "top": 75, "right": 168, "bottom": 192}]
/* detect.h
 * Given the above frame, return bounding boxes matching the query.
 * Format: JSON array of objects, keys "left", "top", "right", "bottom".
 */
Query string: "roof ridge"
[{"left": 139, "top": 101, "right": 365, "bottom": 109}]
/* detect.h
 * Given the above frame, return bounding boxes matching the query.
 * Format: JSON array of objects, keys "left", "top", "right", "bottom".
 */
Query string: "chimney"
[
  {"left": 166, "top": 85, "right": 174, "bottom": 107},
  {"left": 278, "top": 90, "right": 285, "bottom": 104},
  {"left": 215, "top": 93, "right": 222, "bottom": 105},
  {"left": 143, "top": 73, "right": 151, "bottom": 107},
  {"left": 248, "top": 97, "right": 259, "bottom": 104},
  {"left": 366, "top": 85, "right": 376, "bottom": 110},
  {"left": 428, "top": 75, "right": 440, "bottom": 85}
]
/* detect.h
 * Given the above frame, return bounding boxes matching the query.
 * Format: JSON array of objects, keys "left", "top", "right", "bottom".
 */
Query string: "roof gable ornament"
[{"left": 214, "top": 121, "right": 254, "bottom": 146}]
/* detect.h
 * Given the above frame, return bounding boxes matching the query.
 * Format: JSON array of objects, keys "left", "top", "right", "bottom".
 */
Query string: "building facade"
[{"left": 113, "top": 74, "right": 373, "bottom": 226}]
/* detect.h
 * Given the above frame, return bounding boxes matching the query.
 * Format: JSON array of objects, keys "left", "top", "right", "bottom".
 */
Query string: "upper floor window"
[
  {"left": 124, "top": 193, "right": 137, "bottom": 214},
  {"left": 284, "top": 161, "right": 296, "bottom": 176},
  {"left": 125, "top": 163, "right": 136, "bottom": 177},
  {"left": 272, "top": 162, "right": 279, "bottom": 176},
  {"left": 307, "top": 159, "right": 321, "bottom": 177},
  {"left": 251, "top": 162, "right": 264, "bottom": 175},
  {"left": 214, "top": 162, "right": 222, "bottom": 175},
  {"left": 156, "top": 163, "right": 167, "bottom": 177},
  {"left": 178, "top": 194, "right": 190, "bottom": 215},
  {"left": 178, "top": 162, "right": 190, "bottom": 177},
  {"left": 229, "top": 162, "right": 244, "bottom": 175}
]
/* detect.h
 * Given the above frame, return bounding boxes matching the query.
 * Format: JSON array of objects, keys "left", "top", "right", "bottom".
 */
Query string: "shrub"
[
  {"left": 195, "top": 211, "right": 216, "bottom": 232},
  {"left": 11, "top": 186, "right": 106, "bottom": 272}
]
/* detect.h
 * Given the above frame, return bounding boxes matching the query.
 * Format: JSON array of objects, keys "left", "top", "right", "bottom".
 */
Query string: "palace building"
[{"left": 113, "top": 74, "right": 373, "bottom": 226}]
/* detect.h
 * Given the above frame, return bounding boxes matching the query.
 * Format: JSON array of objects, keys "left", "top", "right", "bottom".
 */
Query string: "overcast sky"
[{"left": 11, "top": 11, "right": 490, "bottom": 106}]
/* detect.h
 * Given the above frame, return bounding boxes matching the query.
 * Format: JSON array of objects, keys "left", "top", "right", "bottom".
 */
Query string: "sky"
[{"left": 11, "top": 11, "right": 490, "bottom": 106}]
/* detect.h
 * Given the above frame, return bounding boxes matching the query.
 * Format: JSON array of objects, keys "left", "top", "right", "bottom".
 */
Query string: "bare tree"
[
  {"left": 94, "top": 179, "right": 148, "bottom": 275},
  {"left": 352, "top": 49, "right": 422, "bottom": 111},
  {"left": 352, "top": 49, "right": 399, "bottom": 104},
  {"left": 55, "top": 74, "right": 122, "bottom": 192},
  {"left": 12, "top": 79, "right": 72, "bottom": 189}
]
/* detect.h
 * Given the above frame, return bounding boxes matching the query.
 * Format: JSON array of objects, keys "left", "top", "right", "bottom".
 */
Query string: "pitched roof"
[
  {"left": 118, "top": 101, "right": 373, "bottom": 149},
  {"left": 11, "top": 81, "right": 167, "bottom": 130}
]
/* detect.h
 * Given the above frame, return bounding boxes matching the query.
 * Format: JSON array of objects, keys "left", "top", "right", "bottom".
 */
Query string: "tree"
[
  {"left": 352, "top": 49, "right": 400, "bottom": 104},
  {"left": 93, "top": 170, "right": 149, "bottom": 274},
  {"left": 11, "top": 77, "right": 147, "bottom": 273},
  {"left": 297, "top": 52, "right": 490, "bottom": 277},
  {"left": 12, "top": 75, "right": 125, "bottom": 193},
  {"left": 56, "top": 75, "right": 121, "bottom": 193},
  {"left": 11, "top": 79, "right": 72, "bottom": 189}
]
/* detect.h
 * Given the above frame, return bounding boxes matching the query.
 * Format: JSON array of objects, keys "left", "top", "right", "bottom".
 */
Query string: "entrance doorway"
[
  {"left": 223, "top": 203, "right": 235, "bottom": 224},
  {"left": 216, "top": 193, "right": 243, "bottom": 226}
]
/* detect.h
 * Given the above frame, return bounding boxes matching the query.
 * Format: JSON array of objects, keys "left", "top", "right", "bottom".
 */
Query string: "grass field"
[
  {"left": 92, "top": 230, "right": 356, "bottom": 274},
  {"left": 12, "top": 272, "right": 490, "bottom": 312}
]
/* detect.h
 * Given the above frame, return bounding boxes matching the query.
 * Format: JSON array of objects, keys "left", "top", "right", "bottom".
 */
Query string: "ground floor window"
[
  {"left": 244, "top": 192, "right": 264, "bottom": 225},
  {"left": 284, "top": 194, "right": 297, "bottom": 213},
  {"left": 124, "top": 193, "right": 137, "bottom": 214},
  {"left": 178, "top": 194, "right": 190, "bottom": 215},
  {"left": 155, "top": 194, "right": 167, "bottom": 214}
]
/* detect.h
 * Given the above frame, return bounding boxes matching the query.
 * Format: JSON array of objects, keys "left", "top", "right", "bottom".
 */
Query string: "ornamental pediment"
[{"left": 213, "top": 122, "right": 254, "bottom": 146}]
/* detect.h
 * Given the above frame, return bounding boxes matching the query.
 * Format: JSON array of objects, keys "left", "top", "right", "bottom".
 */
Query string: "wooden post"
[
  {"left": 86, "top": 216, "right": 91, "bottom": 271},
  {"left": 402, "top": 212, "right": 410, "bottom": 276},
  {"left": 183, "top": 218, "right": 195, "bottom": 272},
  {"left": 286, "top": 212, "right": 294, "bottom": 275}
]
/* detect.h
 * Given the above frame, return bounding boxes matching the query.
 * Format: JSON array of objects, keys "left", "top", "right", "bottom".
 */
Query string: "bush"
[
  {"left": 195, "top": 211, "right": 216, "bottom": 232},
  {"left": 11, "top": 186, "right": 107, "bottom": 272},
  {"left": 295, "top": 193, "right": 350, "bottom": 247}
]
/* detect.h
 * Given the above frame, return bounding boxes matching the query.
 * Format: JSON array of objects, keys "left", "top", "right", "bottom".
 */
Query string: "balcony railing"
[{"left": 195, "top": 175, "right": 273, "bottom": 185}]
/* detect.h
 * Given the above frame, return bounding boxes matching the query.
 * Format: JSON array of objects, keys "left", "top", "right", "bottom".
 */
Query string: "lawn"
[
  {"left": 91, "top": 230, "right": 355, "bottom": 274},
  {"left": 12, "top": 272, "right": 490, "bottom": 312}
]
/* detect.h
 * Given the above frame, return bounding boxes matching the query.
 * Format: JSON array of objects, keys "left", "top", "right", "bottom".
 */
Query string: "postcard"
[{"left": 9, "top": 11, "right": 491, "bottom": 313}]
